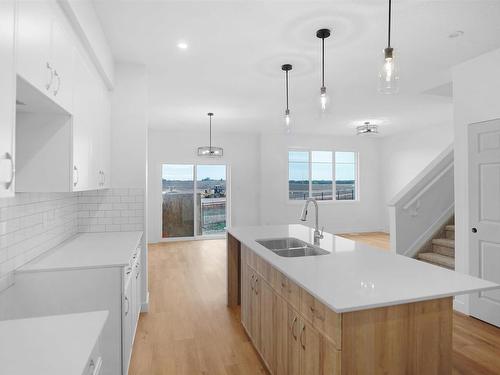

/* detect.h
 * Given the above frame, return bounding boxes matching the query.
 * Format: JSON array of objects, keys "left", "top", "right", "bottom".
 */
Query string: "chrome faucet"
[{"left": 300, "top": 198, "right": 324, "bottom": 245}]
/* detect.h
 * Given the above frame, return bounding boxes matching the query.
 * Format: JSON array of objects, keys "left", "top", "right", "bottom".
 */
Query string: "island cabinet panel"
[
  {"left": 227, "top": 233, "right": 241, "bottom": 307},
  {"left": 340, "top": 297, "right": 452, "bottom": 375},
  {"left": 240, "top": 247, "right": 250, "bottom": 331},
  {"left": 274, "top": 294, "right": 290, "bottom": 375},
  {"left": 246, "top": 264, "right": 261, "bottom": 349}
]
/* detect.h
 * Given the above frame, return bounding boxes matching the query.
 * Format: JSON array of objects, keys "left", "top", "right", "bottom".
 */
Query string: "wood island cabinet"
[{"left": 230, "top": 234, "right": 452, "bottom": 375}]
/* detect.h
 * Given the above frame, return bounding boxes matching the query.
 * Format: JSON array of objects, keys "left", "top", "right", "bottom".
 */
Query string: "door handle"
[
  {"left": 300, "top": 324, "right": 306, "bottom": 350},
  {"left": 472, "top": 227, "right": 477, "bottom": 233}
]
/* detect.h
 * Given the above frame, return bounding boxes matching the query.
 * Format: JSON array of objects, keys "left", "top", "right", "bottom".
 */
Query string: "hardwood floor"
[{"left": 130, "top": 236, "right": 500, "bottom": 375}]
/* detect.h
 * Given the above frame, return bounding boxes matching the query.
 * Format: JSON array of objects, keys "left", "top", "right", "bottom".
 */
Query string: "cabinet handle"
[
  {"left": 254, "top": 277, "right": 259, "bottom": 295},
  {"left": 291, "top": 316, "right": 298, "bottom": 340},
  {"left": 73, "top": 165, "right": 79, "bottom": 187},
  {"left": 102, "top": 171, "right": 106, "bottom": 186},
  {"left": 1, "top": 152, "right": 14, "bottom": 189},
  {"left": 124, "top": 296, "right": 129, "bottom": 316},
  {"left": 250, "top": 274, "right": 254, "bottom": 290},
  {"left": 45, "top": 62, "right": 53, "bottom": 90},
  {"left": 300, "top": 324, "right": 306, "bottom": 350},
  {"left": 136, "top": 263, "right": 140, "bottom": 279},
  {"left": 53, "top": 70, "right": 61, "bottom": 96}
]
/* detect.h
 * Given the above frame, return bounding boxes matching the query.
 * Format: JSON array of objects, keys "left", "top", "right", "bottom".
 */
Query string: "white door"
[
  {"left": 469, "top": 118, "right": 500, "bottom": 327},
  {"left": 0, "top": 0, "right": 16, "bottom": 197}
]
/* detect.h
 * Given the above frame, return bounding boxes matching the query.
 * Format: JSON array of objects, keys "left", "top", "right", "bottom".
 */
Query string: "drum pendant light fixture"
[
  {"left": 316, "top": 28, "right": 331, "bottom": 112},
  {"left": 197, "top": 113, "right": 223, "bottom": 157},
  {"left": 379, "top": 0, "right": 399, "bottom": 94},
  {"left": 282, "top": 64, "right": 292, "bottom": 132}
]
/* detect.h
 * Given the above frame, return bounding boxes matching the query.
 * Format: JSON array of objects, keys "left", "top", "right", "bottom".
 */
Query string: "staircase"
[{"left": 416, "top": 222, "right": 455, "bottom": 269}]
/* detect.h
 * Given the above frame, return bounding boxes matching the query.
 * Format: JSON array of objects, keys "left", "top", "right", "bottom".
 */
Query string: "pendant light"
[
  {"left": 197, "top": 113, "right": 223, "bottom": 157},
  {"left": 282, "top": 64, "right": 292, "bottom": 132},
  {"left": 379, "top": 0, "right": 399, "bottom": 94},
  {"left": 357, "top": 121, "right": 379, "bottom": 135},
  {"left": 316, "top": 28, "right": 331, "bottom": 112}
]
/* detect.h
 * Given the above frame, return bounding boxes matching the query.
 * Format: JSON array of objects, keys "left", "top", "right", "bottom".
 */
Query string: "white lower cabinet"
[{"left": 0, "top": 248, "right": 143, "bottom": 375}]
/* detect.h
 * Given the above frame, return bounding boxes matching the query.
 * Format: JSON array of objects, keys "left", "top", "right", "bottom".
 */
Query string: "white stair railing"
[{"left": 388, "top": 145, "right": 454, "bottom": 256}]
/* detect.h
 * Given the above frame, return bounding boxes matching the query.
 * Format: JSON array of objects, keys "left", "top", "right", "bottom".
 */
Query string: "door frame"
[
  {"left": 159, "top": 162, "right": 231, "bottom": 242},
  {"left": 468, "top": 118, "right": 500, "bottom": 327}
]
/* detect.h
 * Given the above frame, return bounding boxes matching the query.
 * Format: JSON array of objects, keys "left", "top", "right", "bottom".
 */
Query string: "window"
[{"left": 288, "top": 150, "right": 358, "bottom": 201}]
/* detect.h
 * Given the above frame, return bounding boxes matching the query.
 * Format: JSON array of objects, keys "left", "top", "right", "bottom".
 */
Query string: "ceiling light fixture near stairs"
[
  {"left": 197, "top": 112, "right": 223, "bottom": 157},
  {"left": 316, "top": 28, "right": 331, "bottom": 112},
  {"left": 379, "top": 0, "right": 399, "bottom": 94},
  {"left": 282, "top": 63, "right": 292, "bottom": 133},
  {"left": 357, "top": 121, "right": 379, "bottom": 135}
]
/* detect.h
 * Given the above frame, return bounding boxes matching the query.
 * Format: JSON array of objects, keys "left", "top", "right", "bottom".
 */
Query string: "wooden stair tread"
[
  {"left": 418, "top": 252, "right": 455, "bottom": 269},
  {"left": 445, "top": 225, "right": 455, "bottom": 231},
  {"left": 432, "top": 238, "right": 455, "bottom": 248}
]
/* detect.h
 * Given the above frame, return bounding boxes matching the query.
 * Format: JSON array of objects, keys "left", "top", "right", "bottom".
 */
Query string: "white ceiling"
[{"left": 93, "top": 0, "right": 500, "bottom": 136}]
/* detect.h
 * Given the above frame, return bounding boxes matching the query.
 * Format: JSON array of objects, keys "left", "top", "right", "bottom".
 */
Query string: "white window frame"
[{"left": 287, "top": 149, "right": 359, "bottom": 203}]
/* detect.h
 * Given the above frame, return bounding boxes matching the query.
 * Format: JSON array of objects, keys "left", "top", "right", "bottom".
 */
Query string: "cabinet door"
[
  {"left": 250, "top": 270, "right": 261, "bottom": 348},
  {"left": 299, "top": 319, "right": 321, "bottom": 375},
  {"left": 240, "top": 253, "right": 250, "bottom": 332},
  {"left": 72, "top": 52, "right": 93, "bottom": 191},
  {"left": 16, "top": 0, "right": 52, "bottom": 94},
  {"left": 287, "top": 307, "right": 301, "bottom": 375},
  {"left": 135, "top": 258, "right": 142, "bottom": 321},
  {"left": 50, "top": 20, "right": 75, "bottom": 111},
  {"left": 0, "top": 0, "right": 16, "bottom": 197},
  {"left": 122, "top": 277, "right": 133, "bottom": 375},
  {"left": 275, "top": 294, "right": 289, "bottom": 375},
  {"left": 259, "top": 279, "right": 274, "bottom": 372}
]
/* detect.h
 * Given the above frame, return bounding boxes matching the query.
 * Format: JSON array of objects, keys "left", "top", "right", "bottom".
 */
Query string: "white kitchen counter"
[
  {"left": 228, "top": 224, "right": 499, "bottom": 313},
  {"left": 18, "top": 231, "right": 143, "bottom": 272},
  {"left": 0, "top": 311, "right": 108, "bottom": 375}
]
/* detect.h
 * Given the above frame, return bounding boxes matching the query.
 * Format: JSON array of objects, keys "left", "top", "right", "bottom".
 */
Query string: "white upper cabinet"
[
  {"left": 17, "top": 0, "right": 75, "bottom": 112},
  {"left": 13, "top": 0, "right": 112, "bottom": 193},
  {"left": 72, "top": 52, "right": 93, "bottom": 192},
  {"left": 0, "top": 0, "right": 16, "bottom": 197}
]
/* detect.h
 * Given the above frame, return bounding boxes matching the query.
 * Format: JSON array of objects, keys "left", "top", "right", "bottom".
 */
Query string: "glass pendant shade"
[
  {"left": 320, "top": 86, "right": 328, "bottom": 112},
  {"left": 379, "top": 47, "right": 399, "bottom": 94},
  {"left": 284, "top": 109, "right": 290, "bottom": 126},
  {"left": 197, "top": 146, "right": 223, "bottom": 157}
]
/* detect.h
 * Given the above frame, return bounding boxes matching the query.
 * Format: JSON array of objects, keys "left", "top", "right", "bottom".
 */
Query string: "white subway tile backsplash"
[
  {"left": 0, "top": 187, "right": 145, "bottom": 281},
  {"left": 77, "top": 188, "right": 144, "bottom": 234},
  {"left": 0, "top": 192, "right": 78, "bottom": 281}
]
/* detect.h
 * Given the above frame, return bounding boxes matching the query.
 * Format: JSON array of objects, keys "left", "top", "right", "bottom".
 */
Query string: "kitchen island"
[{"left": 227, "top": 225, "right": 498, "bottom": 375}]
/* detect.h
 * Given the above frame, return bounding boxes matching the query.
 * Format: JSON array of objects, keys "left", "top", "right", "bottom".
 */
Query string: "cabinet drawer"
[
  {"left": 272, "top": 268, "right": 300, "bottom": 311},
  {"left": 300, "top": 289, "right": 342, "bottom": 349}
]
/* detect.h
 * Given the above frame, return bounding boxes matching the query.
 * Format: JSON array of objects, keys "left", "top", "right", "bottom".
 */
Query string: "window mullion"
[{"left": 309, "top": 151, "right": 312, "bottom": 198}]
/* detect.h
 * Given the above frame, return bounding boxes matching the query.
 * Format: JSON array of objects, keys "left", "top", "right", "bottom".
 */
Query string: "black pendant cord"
[
  {"left": 285, "top": 70, "right": 289, "bottom": 111},
  {"left": 387, "top": 0, "right": 392, "bottom": 48},
  {"left": 321, "top": 37, "right": 325, "bottom": 88}
]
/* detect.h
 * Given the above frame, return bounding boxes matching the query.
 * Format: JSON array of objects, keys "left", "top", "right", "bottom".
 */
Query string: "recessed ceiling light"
[
  {"left": 448, "top": 30, "right": 464, "bottom": 39},
  {"left": 177, "top": 41, "right": 188, "bottom": 50}
]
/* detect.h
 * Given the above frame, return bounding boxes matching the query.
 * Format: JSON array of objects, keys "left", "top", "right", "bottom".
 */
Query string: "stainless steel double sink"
[{"left": 256, "top": 237, "right": 329, "bottom": 258}]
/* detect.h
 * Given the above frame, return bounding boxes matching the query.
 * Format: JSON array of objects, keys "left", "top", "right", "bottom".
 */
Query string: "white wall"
[
  {"left": 111, "top": 63, "right": 148, "bottom": 190},
  {"left": 147, "top": 130, "right": 261, "bottom": 243},
  {"left": 259, "top": 133, "right": 385, "bottom": 234},
  {"left": 452, "top": 48, "right": 500, "bottom": 314},
  {"left": 380, "top": 123, "right": 453, "bottom": 205},
  {"left": 378, "top": 122, "right": 453, "bottom": 230}
]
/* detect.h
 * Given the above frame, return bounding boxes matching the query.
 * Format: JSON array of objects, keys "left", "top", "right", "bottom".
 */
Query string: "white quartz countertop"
[
  {"left": 18, "top": 231, "right": 143, "bottom": 272},
  {"left": 228, "top": 224, "right": 499, "bottom": 313},
  {"left": 0, "top": 311, "right": 108, "bottom": 375}
]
